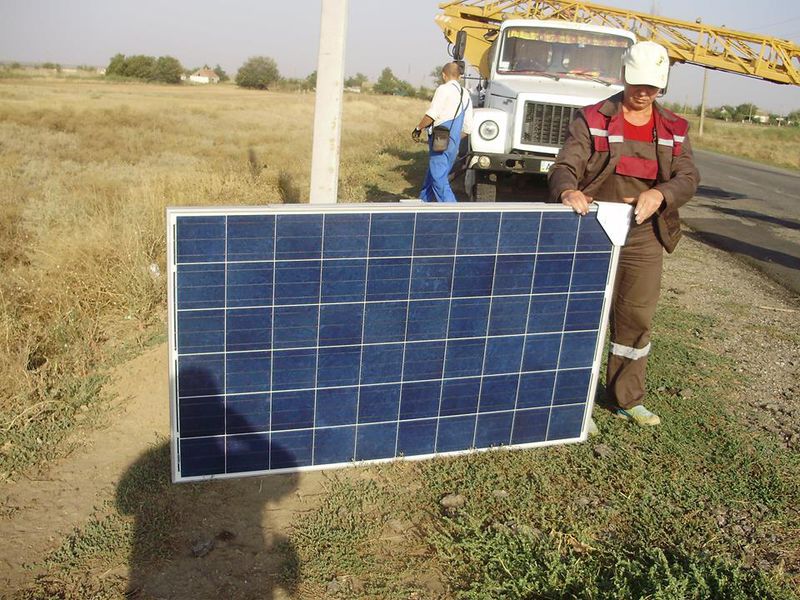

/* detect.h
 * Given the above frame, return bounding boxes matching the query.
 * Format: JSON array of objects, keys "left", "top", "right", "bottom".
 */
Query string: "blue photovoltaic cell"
[{"left": 170, "top": 206, "right": 619, "bottom": 480}]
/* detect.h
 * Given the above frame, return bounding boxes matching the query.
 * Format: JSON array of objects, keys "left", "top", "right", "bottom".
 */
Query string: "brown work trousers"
[{"left": 606, "top": 219, "right": 664, "bottom": 410}]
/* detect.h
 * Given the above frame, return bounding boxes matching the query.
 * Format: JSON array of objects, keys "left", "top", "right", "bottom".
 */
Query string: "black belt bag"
[{"left": 431, "top": 126, "right": 451, "bottom": 152}]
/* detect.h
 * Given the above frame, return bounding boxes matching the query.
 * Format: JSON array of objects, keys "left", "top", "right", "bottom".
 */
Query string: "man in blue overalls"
[{"left": 412, "top": 62, "right": 474, "bottom": 203}]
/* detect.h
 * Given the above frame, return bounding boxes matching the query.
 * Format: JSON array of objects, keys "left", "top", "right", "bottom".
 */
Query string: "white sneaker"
[{"left": 615, "top": 405, "right": 661, "bottom": 426}]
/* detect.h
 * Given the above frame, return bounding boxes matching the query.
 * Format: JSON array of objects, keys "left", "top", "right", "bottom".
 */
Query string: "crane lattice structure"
[{"left": 437, "top": 0, "right": 800, "bottom": 85}]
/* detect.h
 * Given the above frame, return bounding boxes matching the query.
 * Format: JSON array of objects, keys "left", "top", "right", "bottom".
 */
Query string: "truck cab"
[{"left": 462, "top": 20, "right": 636, "bottom": 200}]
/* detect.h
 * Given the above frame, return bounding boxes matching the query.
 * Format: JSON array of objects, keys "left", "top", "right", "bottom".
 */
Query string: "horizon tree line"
[{"left": 100, "top": 53, "right": 436, "bottom": 98}]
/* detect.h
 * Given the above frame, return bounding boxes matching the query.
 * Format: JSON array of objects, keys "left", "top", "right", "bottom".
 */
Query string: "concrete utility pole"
[
  {"left": 309, "top": 0, "right": 349, "bottom": 204},
  {"left": 698, "top": 68, "right": 709, "bottom": 137}
]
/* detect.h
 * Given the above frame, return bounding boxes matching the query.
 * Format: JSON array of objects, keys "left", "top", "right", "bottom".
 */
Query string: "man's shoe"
[
  {"left": 586, "top": 417, "right": 599, "bottom": 437},
  {"left": 615, "top": 405, "right": 661, "bottom": 426}
]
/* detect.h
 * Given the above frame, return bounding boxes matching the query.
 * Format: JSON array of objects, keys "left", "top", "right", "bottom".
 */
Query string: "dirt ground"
[
  {"left": 1, "top": 228, "right": 798, "bottom": 597},
  {"left": 669, "top": 230, "right": 800, "bottom": 450}
]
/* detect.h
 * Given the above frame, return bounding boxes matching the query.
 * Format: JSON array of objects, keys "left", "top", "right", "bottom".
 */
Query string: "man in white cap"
[{"left": 548, "top": 41, "right": 700, "bottom": 433}]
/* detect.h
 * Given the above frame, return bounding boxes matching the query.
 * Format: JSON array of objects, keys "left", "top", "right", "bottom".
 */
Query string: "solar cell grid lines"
[{"left": 168, "top": 203, "right": 630, "bottom": 482}]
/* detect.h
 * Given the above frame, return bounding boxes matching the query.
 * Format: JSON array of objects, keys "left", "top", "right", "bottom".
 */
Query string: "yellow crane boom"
[{"left": 437, "top": 0, "right": 800, "bottom": 85}]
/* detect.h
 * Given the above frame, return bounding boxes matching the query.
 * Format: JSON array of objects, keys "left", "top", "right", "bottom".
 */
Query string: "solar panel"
[{"left": 168, "top": 202, "right": 631, "bottom": 482}]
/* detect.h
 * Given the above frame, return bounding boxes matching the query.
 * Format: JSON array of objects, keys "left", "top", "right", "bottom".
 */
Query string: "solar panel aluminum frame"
[{"left": 167, "top": 202, "right": 631, "bottom": 483}]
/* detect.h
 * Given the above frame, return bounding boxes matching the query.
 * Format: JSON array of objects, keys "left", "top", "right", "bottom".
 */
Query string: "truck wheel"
[{"left": 474, "top": 180, "right": 496, "bottom": 202}]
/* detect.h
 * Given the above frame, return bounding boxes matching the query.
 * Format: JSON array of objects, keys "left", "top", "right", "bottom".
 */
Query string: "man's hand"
[
  {"left": 560, "top": 189, "right": 592, "bottom": 216},
  {"left": 411, "top": 127, "right": 421, "bottom": 142},
  {"left": 623, "top": 189, "right": 665, "bottom": 224}
]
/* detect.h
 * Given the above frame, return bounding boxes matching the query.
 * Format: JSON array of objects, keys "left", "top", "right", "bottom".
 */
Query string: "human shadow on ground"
[
  {"left": 363, "top": 184, "right": 407, "bottom": 202},
  {"left": 364, "top": 143, "right": 429, "bottom": 202},
  {"left": 694, "top": 185, "right": 747, "bottom": 201},
  {"left": 685, "top": 230, "right": 800, "bottom": 271},
  {"left": 704, "top": 205, "right": 800, "bottom": 232},
  {"left": 117, "top": 366, "right": 300, "bottom": 599}
]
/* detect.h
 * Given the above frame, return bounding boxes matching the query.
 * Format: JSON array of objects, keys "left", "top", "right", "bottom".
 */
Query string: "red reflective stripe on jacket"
[
  {"left": 655, "top": 116, "right": 678, "bottom": 156},
  {"left": 584, "top": 103, "right": 610, "bottom": 152},
  {"left": 655, "top": 107, "right": 688, "bottom": 156},
  {"left": 616, "top": 155, "right": 658, "bottom": 179},
  {"left": 671, "top": 119, "right": 688, "bottom": 157}
]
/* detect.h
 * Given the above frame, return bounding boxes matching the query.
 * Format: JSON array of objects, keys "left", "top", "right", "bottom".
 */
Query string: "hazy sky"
[{"left": 2, "top": 0, "right": 799, "bottom": 113}]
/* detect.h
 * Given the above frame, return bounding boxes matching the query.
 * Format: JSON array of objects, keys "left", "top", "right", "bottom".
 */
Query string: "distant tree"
[
  {"left": 734, "top": 102, "right": 758, "bottom": 122},
  {"left": 429, "top": 65, "right": 445, "bottom": 85},
  {"left": 9, "top": 61, "right": 22, "bottom": 70},
  {"left": 124, "top": 55, "right": 157, "bottom": 80},
  {"left": 373, "top": 67, "right": 416, "bottom": 96},
  {"left": 300, "top": 70, "right": 317, "bottom": 91},
  {"left": 236, "top": 56, "right": 280, "bottom": 90},
  {"left": 394, "top": 79, "right": 417, "bottom": 97},
  {"left": 106, "top": 54, "right": 126, "bottom": 76},
  {"left": 787, "top": 109, "right": 800, "bottom": 126},
  {"left": 373, "top": 67, "right": 398, "bottom": 94},
  {"left": 41, "top": 61, "right": 61, "bottom": 71},
  {"left": 105, "top": 53, "right": 183, "bottom": 84},
  {"left": 344, "top": 72, "right": 368, "bottom": 88},
  {"left": 417, "top": 85, "right": 434, "bottom": 100},
  {"left": 154, "top": 55, "right": 183, "bottom": 84},
  {"left": 213, "top": 64, "right": 229, "bottom": 82},
  {"left": 707, "top": 106, "right": 730, "bottom": 120}
]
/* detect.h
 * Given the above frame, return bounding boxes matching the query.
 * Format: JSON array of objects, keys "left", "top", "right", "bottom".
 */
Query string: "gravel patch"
[{"left": 664, "top": 232, "right": 800, "bottom": 449}]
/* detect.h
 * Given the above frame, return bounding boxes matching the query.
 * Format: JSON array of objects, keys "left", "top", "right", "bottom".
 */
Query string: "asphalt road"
[
  {"left": 682, "top": 150, "right": 800, "bottom": 297},
  {"left": 471, "top": 149, "right": 800, "bottom": 296}
]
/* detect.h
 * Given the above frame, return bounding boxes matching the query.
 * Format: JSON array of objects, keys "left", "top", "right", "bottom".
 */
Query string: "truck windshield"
[{"left": 497, "top": 26, "right": 631, "bottom": 84}]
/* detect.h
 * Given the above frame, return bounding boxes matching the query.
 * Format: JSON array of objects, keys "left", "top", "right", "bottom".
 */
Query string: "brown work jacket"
[{"left": 548, "top": 93, "right": 700, "bottom": 253}]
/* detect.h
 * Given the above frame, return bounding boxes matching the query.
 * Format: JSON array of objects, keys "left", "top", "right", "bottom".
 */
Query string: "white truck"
[{"left": 453, "top": 20, "right": 637, "bottom": 200}]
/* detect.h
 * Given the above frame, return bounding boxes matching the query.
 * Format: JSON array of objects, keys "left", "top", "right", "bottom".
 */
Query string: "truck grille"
[{"left": 521, "top": 103, "right": 577, "bottom": 146}]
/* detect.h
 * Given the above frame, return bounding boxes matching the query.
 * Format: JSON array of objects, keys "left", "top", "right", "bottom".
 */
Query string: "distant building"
[{"left": 189, "top": 68, "right": 220, "bottom": 84}]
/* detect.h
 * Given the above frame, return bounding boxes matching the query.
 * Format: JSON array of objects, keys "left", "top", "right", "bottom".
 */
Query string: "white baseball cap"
[{"left": 623, "top": 41, "right": 670, "bottom": 88}]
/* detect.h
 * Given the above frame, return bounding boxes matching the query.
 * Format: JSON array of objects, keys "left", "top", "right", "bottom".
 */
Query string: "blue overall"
[{"left": 419, "top": 88, "right": 467, "bottom": 203}]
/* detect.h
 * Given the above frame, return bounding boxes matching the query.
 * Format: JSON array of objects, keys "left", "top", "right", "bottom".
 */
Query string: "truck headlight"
[{"left": 478, "top": 120, "right": 499, "bottom": 141}]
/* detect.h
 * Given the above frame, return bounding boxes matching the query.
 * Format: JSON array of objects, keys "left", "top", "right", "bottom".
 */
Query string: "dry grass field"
[
  {"left": 0, "top": 79, "right": 429, "bottom": 480},
  {"left": 688, "top": 116, "right": 800, "bottom": 171}
]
